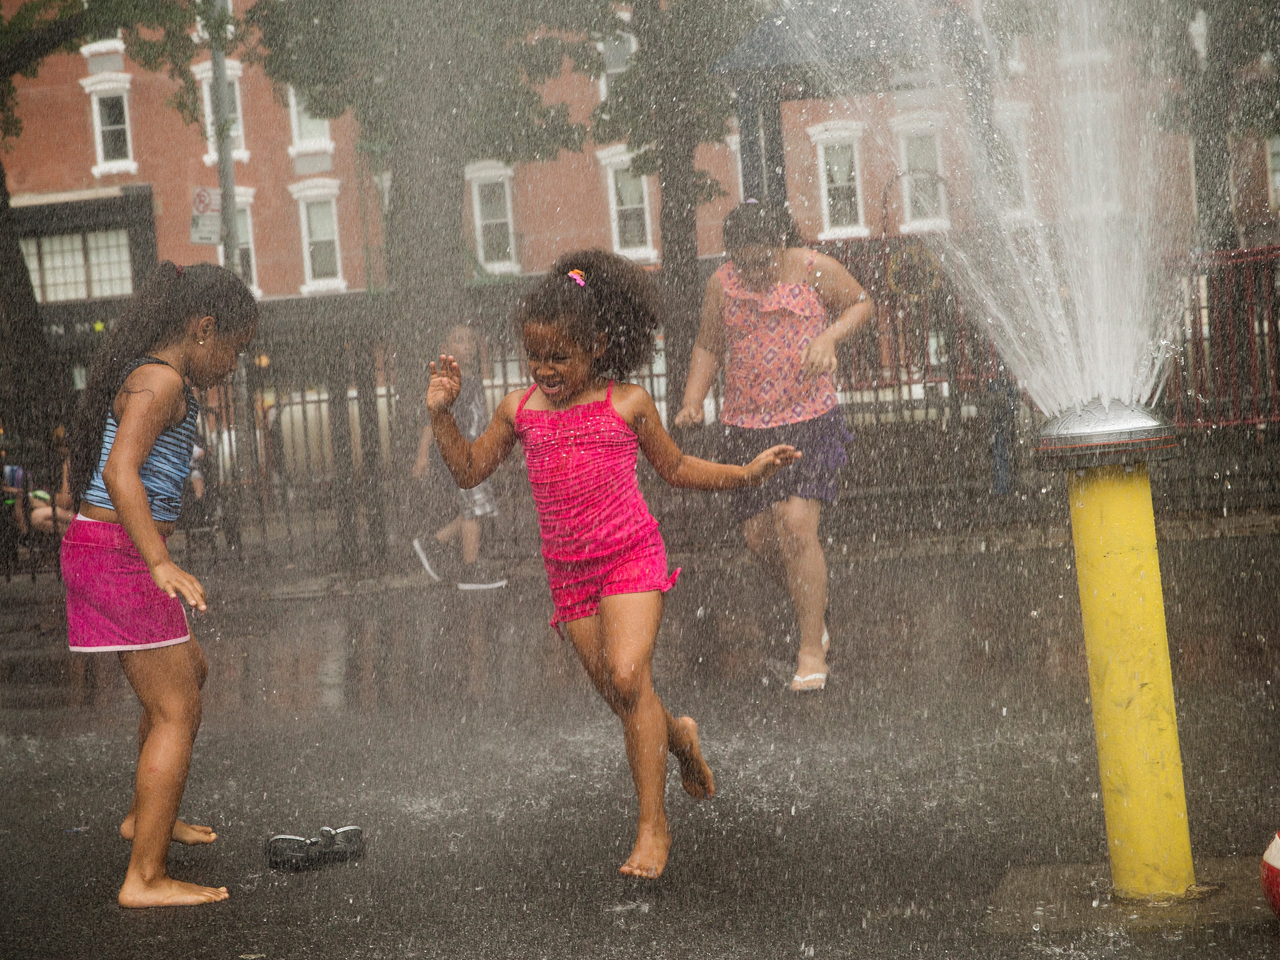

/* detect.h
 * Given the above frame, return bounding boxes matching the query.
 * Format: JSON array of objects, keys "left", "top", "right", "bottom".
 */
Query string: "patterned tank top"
[
  {"left": 717, "top": 257, "right": 839, "bottom": 428},
  {"left": 81, "top": 357, "right": 199, "bottom": 523}
]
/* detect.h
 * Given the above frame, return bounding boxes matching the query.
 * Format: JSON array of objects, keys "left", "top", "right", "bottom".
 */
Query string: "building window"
[
  {"left": 193, "top": 59, "right": 249, "bottom": 167},
  {"left": 21, "top": 230, "right": 133, "bottom": 303},
  {"left": 288, "top": 87, "right": 334, "bottom": 158},
  {"left": 79, "top": 73, "right": 137, "bottom": 178},
  {"left": 890, "top": 115, "right": 949, "bottom": 233},
  {"left": 597, "top": 145, "right": 657, "bottom": 261},
  {"left": 726, "top": 134, "right": 744, "bottom": 203},
  {"left": 464, "top": 161, "right": 518, "bottom": 274},
  {"left": 1269, "top": 136, "right": 1280, "bottom": 210},
  {"left": 598, "top": 32, "right": 637, "bottom": 100},
  {"left": 991, "top": 106, "right": 1031, "bottom": 215},
  {"left": 807, "top": 121, "right": 868, "bottom": 240},
  {"left": 287, "top": 178, "right": 346, "bottom": 295}
]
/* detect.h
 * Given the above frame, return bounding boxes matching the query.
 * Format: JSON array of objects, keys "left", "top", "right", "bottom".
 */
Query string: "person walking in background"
[
  {"left": 412, "top": 323, "right": 506, "bottom": 590},
  {"left": 63, "top": 262, "right": 258, "bottom": 907},
  {"left": 674, "top": 201, "right": 875, "bottom": 692},
  {"left": 427, "top": 250, "right": 799, "bottom": 878}
]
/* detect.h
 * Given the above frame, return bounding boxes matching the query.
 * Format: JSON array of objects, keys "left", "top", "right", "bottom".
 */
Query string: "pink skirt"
[{"left": 61, "top": 517, "right": 190, "bottom": 653}]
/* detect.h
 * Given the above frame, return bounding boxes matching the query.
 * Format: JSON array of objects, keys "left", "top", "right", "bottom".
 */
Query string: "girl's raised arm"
[
  {"left": 427, "top": 355, "right": 518, "bottom": 488},
  {"left": 618, "top": 382, "right": 799, "bottom": 490}
]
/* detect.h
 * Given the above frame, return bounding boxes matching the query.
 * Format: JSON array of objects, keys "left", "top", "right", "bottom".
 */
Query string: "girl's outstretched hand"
[
  {"left": 151, "top": 560, "right": 207, "bottom": 612},
  {"left": 744, "top": 444, "right": 801, "bottom": 485},
  {"left": 427, "top": 355, "right": 463, "bottom": 414}
]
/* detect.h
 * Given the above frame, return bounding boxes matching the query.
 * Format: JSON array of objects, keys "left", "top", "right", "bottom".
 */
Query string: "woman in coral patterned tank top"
[
  {"left": 675, "top": 202, "right": 875, "bottom": 692},
  {"left": 429, "top": 250, "right": 799, "bottom": 880}
]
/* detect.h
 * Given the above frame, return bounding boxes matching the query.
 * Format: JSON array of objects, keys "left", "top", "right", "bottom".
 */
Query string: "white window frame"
[
  {"left": 992, "top": 102, "right": 1033, "bottom": 218},
  {"left": 214, "top": 186, "right": 261, "bottom": 298},
  {"left": 287, "top": 86, "right": 334, "bottom": 159},
  {"left": 1268, "top": 136, "right": 1280, "bottom": 211},
  {"left": 192, "top": 59, "right": 249, "bottom": 167},
  {"left": 287, "top": 178, "right": 346, "bottom": 295},
  {"left": 726, "top": 133, "right": 744, "bottom": 203},
  {"left": 464, "top": 160, "right": 520, "bottom": 274},
  {"left": 806, "top": 121, "right": 869, "bottom": 240},
  {"left": 597, "top": 31, "right": 638, "bottom": 101},
  {"left": 79, "top": 72, "right": 137, "bottom": 178},
  {"left": 890, "top": 112, "right": 950, "bottom": 234},
  {"left": 596, "top": 144, "right": 658, "bottom": 263}
]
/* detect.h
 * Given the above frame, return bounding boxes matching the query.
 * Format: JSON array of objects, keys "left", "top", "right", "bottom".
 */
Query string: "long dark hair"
[
  {"left": 515, "top": 250, "right": 664, "bottom": 379},
  {"left": 722, "top": 200, "right": 802, "bottom": 253},
  {"left": 69, "top": 262, "right": 258, "bottom": 500}
]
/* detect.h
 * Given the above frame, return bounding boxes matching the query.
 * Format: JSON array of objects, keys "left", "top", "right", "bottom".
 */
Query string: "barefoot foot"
[
  {"left": 118, "top": 875, "right": 229, "bottom": 908},
  {"left": 670, "top": 717, "right": 715, "bottom": 800},
  {"left": 120, "top": 816, "right": 217, "bottom": 845},
  {"left": 619, "top": 823, "right": 671, "bottom": 880}
]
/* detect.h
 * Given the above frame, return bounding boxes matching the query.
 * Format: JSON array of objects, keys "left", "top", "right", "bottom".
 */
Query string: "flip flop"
[
  {"left": 266, "top": 825, "right": 365, "bottom": 871},
  {"left": 789, "top": 671, "right": 827, "bottom": 692}
]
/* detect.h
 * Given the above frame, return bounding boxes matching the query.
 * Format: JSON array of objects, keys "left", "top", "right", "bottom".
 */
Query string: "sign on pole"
[{"left": 190, "top": 186, "right": 222, "bottom": 245}]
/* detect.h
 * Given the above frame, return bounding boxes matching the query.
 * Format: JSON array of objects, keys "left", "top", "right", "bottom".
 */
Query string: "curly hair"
[
  {"left": 68, "top": 262, "right": 258, "bottom": 501},
  {"left": 515, "top": 250, "right": 664, "bottom": 379},
  {"left": 722, "top": 200, "right": 802, "bottom": 253}
]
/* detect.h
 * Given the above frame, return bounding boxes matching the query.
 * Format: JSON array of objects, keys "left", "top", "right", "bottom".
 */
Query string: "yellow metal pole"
[{"left": 1068, "top": 462, "right": 1195, "bottom": 899}]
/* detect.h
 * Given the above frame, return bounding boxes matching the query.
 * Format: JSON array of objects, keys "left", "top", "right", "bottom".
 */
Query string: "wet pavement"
[{"left": 3, "top": 526, "right": 1280, "bottom": 958}]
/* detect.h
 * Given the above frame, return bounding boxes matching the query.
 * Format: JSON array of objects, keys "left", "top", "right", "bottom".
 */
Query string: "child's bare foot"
[
  {"left": 670, "top": 717, "right": 715, "bottom": 800},
  {"left": 619, "top": 822, "right": 671, "bottom": 879},
  {"left": 118, "top": 875, "right": 229, "bottom": 908},
  {"left": 120, "top": 815, "right": 217, "bottom": 845}
]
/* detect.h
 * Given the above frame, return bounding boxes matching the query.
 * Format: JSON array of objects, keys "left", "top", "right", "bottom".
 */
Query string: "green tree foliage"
[
  {"left": 589, "top": 0, "right": 760, "bottom": 397},
  {"left": 247, "top": 0, "right": 763, "bottom": 404},
  {"left": 245, "top": 0, "right": 593, "bottom": 330},
  {"left": 0, "top": 0, "right": 208, "bottom": 446}
]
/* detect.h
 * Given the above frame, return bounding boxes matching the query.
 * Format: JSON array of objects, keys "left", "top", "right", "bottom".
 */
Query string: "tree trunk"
[
  {"left": 656, "top": 126, "right": 702, "bottom": 419},
  {"left": 1189, "top": 15, "right": 1239, "bottom": 251},
  {"left": 0, "top": 156, "right": 63, "bottom": 447}
]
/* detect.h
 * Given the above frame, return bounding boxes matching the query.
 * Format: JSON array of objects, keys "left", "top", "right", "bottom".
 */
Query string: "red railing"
[
  {"left": 822, "top": 239, "right": 1004, "bottom": 425},
  {"left": 1165, "top": 246, "right": 1280, "bottom": 429}
]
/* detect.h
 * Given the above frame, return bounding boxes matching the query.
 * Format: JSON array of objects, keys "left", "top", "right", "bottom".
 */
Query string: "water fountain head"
[{"left": 1035, "top": 399, "right": 1177, "bottom": 469}]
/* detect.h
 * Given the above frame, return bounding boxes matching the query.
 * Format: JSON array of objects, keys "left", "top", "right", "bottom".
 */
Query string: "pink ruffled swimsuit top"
[
  {"left": 717, "top": 258, "right": 839, "bottom": 428},
  {"left": 514, "top": 381, "right": 661, "bottom": 575}
]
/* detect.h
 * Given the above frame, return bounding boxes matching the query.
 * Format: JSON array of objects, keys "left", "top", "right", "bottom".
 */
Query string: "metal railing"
[
  {"left": 9, "top": 242, "right": 1280, "bottom": 580},
  {"left": 1165, "top": 246, "right": 1280, "bottom": 428}
]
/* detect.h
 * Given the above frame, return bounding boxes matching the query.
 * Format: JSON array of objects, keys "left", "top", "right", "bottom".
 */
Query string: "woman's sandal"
[
  {"left": 789, "top": 629, "right": 831, "bottom": 692},
  {"left": 789, "top": 671, "right": 827, "bottom": 691}
]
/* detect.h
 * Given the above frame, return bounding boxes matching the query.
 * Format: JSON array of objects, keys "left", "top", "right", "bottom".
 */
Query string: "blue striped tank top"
[{"left": 81, "top": 357, "right": 199, "bottom": 523}]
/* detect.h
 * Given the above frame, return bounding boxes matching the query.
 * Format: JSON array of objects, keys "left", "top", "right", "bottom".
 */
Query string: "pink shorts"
[
  {"left": 61, "top": 516, "right": 190, "bottom": 653},
  {"left": 546, "top": 529, "right": 680, "bottom": 627}
]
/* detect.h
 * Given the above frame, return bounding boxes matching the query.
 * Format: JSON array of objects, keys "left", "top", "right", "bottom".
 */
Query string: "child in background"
[
  {"left": 428, "top": 250, "right": 800, "bottom": 878},
  {"left": 63, "top": 262, "right": 257, "bottom": 907},
  {"left": 412, "top": 323, "right": 506, "bottom": 590}
]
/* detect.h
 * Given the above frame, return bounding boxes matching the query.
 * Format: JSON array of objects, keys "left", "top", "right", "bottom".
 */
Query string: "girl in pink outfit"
[{"left": 428, "top": 250, "right": 799, "bottom": 879}]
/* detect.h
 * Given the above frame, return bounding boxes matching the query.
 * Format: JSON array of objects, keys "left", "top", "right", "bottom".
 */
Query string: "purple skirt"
[{"left": 718, "top": 406, "right": 853, "bottom": 523}]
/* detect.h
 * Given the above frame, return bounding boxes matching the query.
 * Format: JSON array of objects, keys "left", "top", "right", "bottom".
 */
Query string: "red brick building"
[{"left": 4, "top": 0, "right": 384, "bottom": 381}]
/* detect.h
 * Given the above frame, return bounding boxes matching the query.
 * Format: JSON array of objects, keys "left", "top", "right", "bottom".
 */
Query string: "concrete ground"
[{"left": 3, "top": 524, "right": 1280, "bottom": 959}]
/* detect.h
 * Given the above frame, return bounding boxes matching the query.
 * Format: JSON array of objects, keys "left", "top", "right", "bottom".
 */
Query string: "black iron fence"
[{"left": 7, "top": 242, "right": 1280, "bottom": 582}]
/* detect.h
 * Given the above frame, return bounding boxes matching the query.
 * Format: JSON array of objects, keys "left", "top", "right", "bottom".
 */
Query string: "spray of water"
[{"left": 778, "top": 0, "right": 1178, "bottom": 417}]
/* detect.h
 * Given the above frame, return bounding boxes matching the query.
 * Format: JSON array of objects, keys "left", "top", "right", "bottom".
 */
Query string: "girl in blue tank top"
[{"left": 63, "top": 262, "right": 257, "bottom": 908}]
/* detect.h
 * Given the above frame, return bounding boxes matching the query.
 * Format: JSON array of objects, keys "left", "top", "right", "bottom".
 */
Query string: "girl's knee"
[
  {"left": 150, "top": 693, "right": 202, "bottom": 734},
  {"left": 605, "top": 664, "right": 647, "bottom": 712}
]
